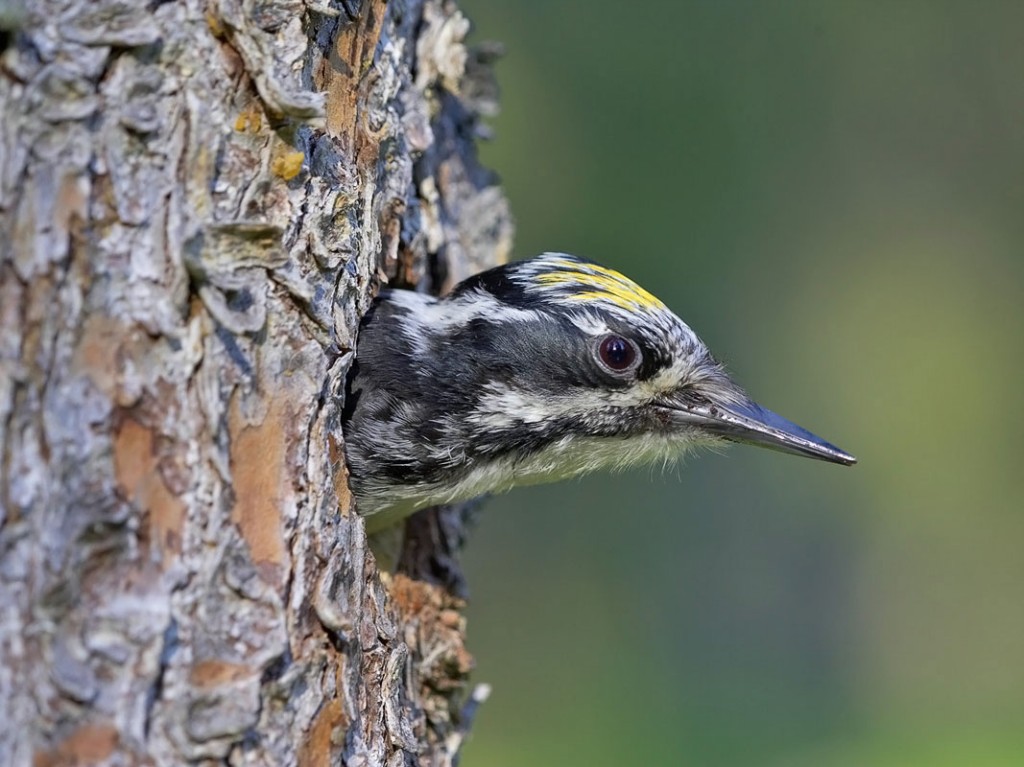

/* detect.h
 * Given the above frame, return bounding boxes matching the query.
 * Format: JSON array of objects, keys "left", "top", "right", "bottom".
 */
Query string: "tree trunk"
[{"left": 0, "top": 0, "right": 512, "bottom": 764}]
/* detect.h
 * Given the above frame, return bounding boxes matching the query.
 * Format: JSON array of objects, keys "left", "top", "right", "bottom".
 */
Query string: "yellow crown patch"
[{"left": 533, "top": 257, "right": 667, "bottom": 313}]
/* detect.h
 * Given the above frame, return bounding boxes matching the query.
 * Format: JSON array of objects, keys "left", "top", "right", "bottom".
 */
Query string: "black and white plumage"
[{"left": 342, "top": 253, "right": 855, "bottom": 529}]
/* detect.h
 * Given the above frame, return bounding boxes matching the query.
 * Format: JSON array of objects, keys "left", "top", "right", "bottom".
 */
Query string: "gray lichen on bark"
[{"left": 0, "top": 0, "right": 512, "bottom": 764}]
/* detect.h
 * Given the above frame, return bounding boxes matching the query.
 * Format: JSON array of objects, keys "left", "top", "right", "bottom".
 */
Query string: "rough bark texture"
[{"left": 0, "top": 0, "right": 512, "bottom": 764}]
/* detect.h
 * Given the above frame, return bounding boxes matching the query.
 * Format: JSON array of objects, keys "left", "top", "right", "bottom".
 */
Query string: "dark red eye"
[{"left": 597, "top": 335, "right": 637, "bottom": 372}]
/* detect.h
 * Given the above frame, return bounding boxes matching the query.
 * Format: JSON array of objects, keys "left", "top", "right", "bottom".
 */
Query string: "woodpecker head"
[{"left": 343, "top": 253, "right": 855, "bottom": 525}]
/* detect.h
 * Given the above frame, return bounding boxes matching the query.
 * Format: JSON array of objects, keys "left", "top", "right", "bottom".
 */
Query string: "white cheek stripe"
[{"left": 468, "top": 381, "right": 648, "bottom": 432}]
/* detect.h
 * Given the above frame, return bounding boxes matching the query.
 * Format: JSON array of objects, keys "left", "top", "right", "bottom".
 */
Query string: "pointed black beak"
[{"left": 664, "top": 396, "right": 857, "bottom": 466}]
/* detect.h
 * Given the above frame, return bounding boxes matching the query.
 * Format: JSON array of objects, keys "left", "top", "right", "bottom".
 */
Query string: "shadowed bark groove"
[{"left": 0, "top": 0, "right": 512, "bottom": 764}]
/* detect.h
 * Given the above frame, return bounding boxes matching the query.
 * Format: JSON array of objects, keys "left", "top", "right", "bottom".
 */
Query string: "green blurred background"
[{"left": 454, "top": 2, "right": 1024, "bottom": 765}]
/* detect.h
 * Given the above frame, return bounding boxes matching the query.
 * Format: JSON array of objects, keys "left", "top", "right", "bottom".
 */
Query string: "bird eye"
[{"left": 596, "top": 334, "right": 638, "bottom": 373}]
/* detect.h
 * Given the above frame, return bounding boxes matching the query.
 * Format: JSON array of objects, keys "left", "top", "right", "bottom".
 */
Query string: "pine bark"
[{"left": 0, "top": 0, "right": 511, "bottom": 764}]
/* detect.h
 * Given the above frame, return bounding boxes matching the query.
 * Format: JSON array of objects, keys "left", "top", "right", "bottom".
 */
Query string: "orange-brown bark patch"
[
  {"left": 389, "top": 575, "right": 474, "bottom": 685},
  {"left": 74, "top": 314, "right": 122, "bottom": 398},
  {"left": 228, "top": 393, "right": 287, "bottom": 578},
  {"left": 298, "top": 697, "right": 346, "bottom": 767},
  {"left": 189, "top": 659, "right": 253, "bottom": 688},
  {"left": 328, "top": 433, "right": 353, "bottom": 517},
  {"left": 319, "top": 0, "right": 387, "bottom": 155},
  {"left": 113, "top": 417, "right": 186, "bottom": 566},
  {"left": 33, "top": 723, "right": 119, "bottom": 767}
]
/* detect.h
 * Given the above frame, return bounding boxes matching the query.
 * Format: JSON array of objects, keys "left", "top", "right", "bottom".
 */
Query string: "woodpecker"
[{"left": 342, "top": 253, "right": 855, "bottom": 530}]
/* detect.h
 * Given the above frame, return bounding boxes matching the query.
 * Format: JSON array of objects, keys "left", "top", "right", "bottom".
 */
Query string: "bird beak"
[{"left": 664, "top": 394, "right": 857, "bottom": 466}]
